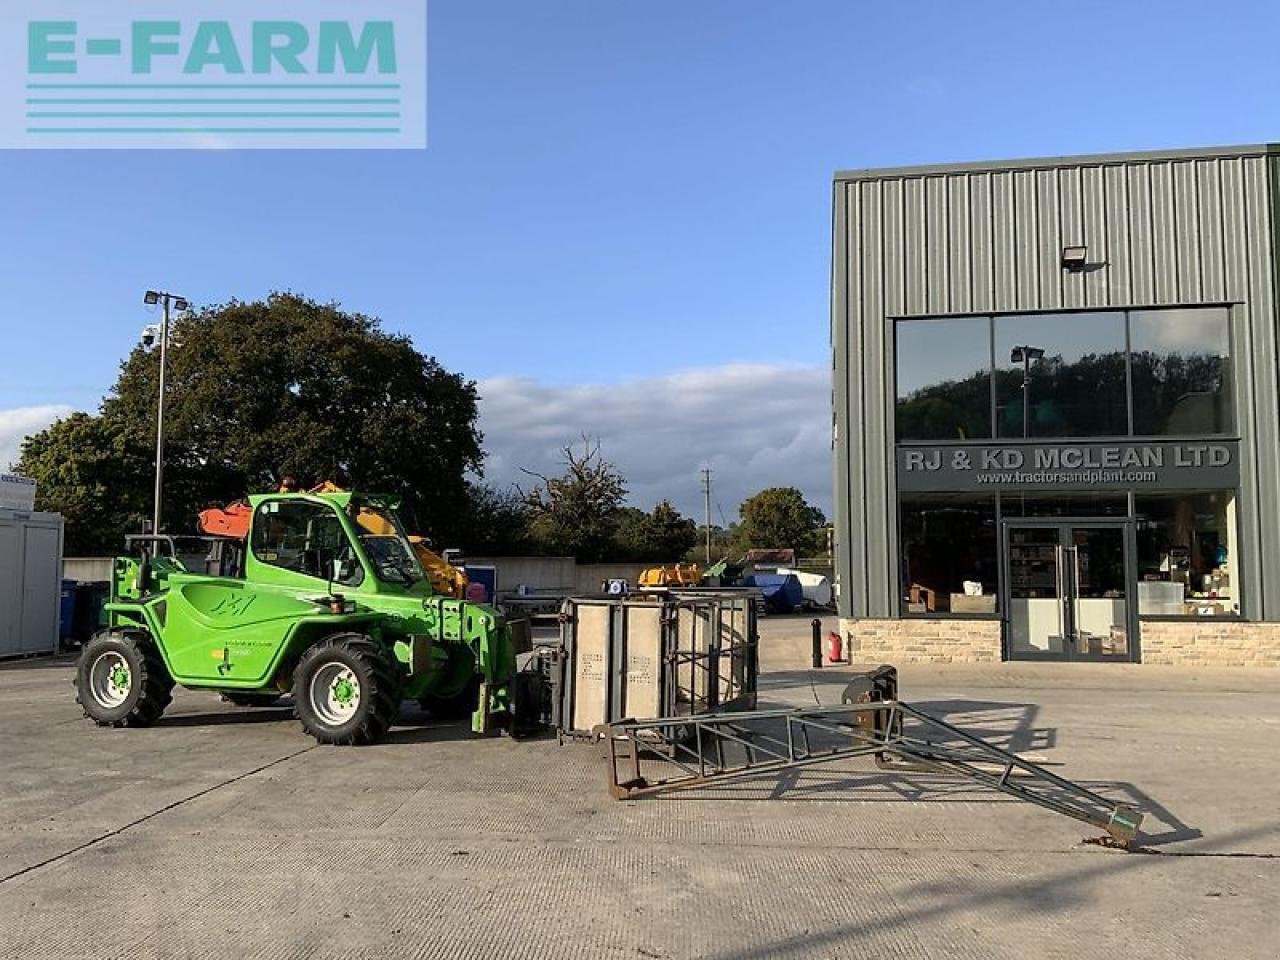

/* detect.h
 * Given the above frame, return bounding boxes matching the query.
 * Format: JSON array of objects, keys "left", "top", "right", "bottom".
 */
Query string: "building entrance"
[{"left": 1004, "top": 519, "right": 1135, "bottom": 662}]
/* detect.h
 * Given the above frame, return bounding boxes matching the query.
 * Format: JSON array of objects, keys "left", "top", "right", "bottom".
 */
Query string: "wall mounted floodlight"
[
  {"left": 143, "top": 290, "right": 161, "bottom": 305},
  {"left": 1061, "top": 245, "right": 1088, "bottom": 271}
]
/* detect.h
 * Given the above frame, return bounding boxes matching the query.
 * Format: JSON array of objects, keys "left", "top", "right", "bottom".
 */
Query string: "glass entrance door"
[{"left": 1005, "top": 521, "right": 1133, "bottom": 661}]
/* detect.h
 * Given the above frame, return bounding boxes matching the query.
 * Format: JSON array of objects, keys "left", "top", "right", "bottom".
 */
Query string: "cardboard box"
[
  {"left": 1102, "top": 630, "right": 1128, "bottom": 656},
  {"left": 1185, "top": 602, "right": 1225, "bottom": 617},
  {"left": 949, "top": 593, "right": 996, "bottom": 613}
]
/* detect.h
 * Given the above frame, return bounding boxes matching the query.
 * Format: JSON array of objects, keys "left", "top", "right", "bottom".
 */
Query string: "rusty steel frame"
[{"left": 595, "top": 701, "right": 1144, "bottom": 848}]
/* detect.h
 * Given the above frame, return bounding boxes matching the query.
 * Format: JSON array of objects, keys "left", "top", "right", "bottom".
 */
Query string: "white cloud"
[
  {"left": 0, "top": 405, "right": 74, "bottom": 471},
  {"left": 477, "top": 364, "right": 832, "bottom": 523}
]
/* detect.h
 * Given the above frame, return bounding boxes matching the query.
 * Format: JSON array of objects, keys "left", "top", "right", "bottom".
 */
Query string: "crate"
[{"left": 555, "top": 592, "right": 758, "bottom": 738}]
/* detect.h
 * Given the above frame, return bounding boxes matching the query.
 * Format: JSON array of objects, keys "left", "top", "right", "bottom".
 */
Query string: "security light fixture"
[
  {"left": 143, "top": 290, "right": 160, "bottom": 305},
  {"left": 1010, "top": 345, "right": 1045, "bottom": 364},
  {"left": 1061, "top": 245, "right": 1088, "bottom": 271},
  {"left": 173, "top": 298, "right": 189, "bottom": 312},
  {"left": 1010, "top": 344, "right": 1045, "bottom": 440}
]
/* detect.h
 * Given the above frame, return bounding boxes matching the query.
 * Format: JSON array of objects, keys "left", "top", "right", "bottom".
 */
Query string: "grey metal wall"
[
  {"left": 0, "top": 510, "right": 65, "bottom": 657},
  {"left": 832, "top": 145, "right": 1280, "bottom": 620}
]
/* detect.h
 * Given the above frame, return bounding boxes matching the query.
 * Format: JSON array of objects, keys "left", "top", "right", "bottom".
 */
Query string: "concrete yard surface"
[{"left": 2, "top": 616, "right": 1278, "bottom": 959}]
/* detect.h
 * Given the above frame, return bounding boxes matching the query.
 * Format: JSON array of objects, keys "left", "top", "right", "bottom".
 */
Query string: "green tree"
[
  {"left": 612, "top": 500, "right": 698, "bottom": 562},
  {"left": 456, "top": 483, "right": 535, "bottom": 555},
  {"left": 521, "top": 438, "right": 626, "bottom": 562},
  {"left": 684, "top": 522, "right": 738, "bottom": 564},
  {"left": 18, "top": 293, "right": 483, "bottom": 551},
  {"left": 15, "top": 413, "right": 153, "bottom": 554},
  {"left": 734, "top": 487, "right": 827, "bottom": 556}
]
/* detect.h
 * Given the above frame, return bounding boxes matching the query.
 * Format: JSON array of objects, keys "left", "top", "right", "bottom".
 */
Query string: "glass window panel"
[
  {"left": 1129, "top": 308, "right": 1232, "bottom": 436},
  {"left": 994, "top": 313, "right": 1127, "bottom": 438},
  {"left": 999, "top": 493, "right": 1128, "bottom": 518},
  {"left": 899, "top": 495, "right": 998, "bottom": 614},
  {"left": 1135, "top": 491, "right": 1237, "bottom": 617},
  {"left": 250, "top": 501, "right": 364, "bottom": 587},
  {"left": 895, "top": 317, "right": 992, "bottom": 441}
]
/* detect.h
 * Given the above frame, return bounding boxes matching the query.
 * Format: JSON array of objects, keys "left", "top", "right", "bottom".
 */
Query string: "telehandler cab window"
[
  {"left": 251, "top": 500, "right": 364, "bottom": 587},
  {"left": 348, "top": 500, "right": 424, "bottom": 587}
]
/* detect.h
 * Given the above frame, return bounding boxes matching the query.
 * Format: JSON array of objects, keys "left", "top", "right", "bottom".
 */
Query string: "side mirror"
[{"left": 330, "top": 558, "right": 350, "bottom": 584}]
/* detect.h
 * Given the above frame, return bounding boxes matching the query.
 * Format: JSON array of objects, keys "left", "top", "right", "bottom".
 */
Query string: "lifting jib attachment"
[{"left": 596, "top": 666, "right": 1144, "bottom": 850}]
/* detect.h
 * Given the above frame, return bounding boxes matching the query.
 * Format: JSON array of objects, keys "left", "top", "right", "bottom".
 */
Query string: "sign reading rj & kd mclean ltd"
[{"left": 896, "top": 440, "right": 1240, "bottom": 492}]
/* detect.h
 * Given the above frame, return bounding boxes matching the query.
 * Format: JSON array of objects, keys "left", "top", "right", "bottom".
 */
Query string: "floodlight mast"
[
  {"left": 143, "top": 290, "right": 188, "bottom": 534},
  {"left": 1009, "top": 345, "right": 1044, "bottom": 439}
]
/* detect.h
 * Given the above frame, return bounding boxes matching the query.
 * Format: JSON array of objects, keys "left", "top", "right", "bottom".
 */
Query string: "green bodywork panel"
[{"left": 108, "top": 492, "right": 518, "bottom": 731}]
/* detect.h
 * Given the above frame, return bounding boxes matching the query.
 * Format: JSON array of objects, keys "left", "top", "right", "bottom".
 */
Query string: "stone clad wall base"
[
  {"left": 838, "top": 617, "right": 1280, "bottom": 667},
  {"left": 839, "top": 617, "right": 1001, "bottom": 664},
  {"left": 1139, "top": 621, "right": 1280, "bottom": 667}
]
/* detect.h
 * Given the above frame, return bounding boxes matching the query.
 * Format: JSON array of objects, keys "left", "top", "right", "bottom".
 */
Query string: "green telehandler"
[{"left": 73, "top": 490, "right": 520, "bottom": 745}]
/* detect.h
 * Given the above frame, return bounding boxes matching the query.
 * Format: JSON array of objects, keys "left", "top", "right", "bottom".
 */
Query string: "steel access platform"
[{"left": 594, "top": 666, "right": 1144, "bottom": 848}]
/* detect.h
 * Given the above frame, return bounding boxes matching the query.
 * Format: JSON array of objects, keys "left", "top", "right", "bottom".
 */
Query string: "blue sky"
[{"left": 2, "top": 0, "right": 1278, "bottom": 516}]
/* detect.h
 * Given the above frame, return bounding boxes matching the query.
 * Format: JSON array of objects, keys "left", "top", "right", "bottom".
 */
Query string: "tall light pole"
[
  {"left": 143, "top": 290, "right": 188, "bottom": 534},
  {"left": 700, "top": 467, "right": 713, "bottom": 564},
  {"left": 1009, "top": 345, "right": 1044, "bottom": 439}
]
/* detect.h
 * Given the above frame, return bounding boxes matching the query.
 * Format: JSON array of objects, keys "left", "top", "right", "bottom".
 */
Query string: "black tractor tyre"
[
  {"left": 417, "top": 674, "right": 480, "bottom": 722},
  {"left": 75, "top": 631, "right": 174, "bottom": 728},
  {"left": 221, "top": 691, "right": 286, "bottom": 708},
  {"left": 293, "top": 633, "right": 401, "bottom": 745}
]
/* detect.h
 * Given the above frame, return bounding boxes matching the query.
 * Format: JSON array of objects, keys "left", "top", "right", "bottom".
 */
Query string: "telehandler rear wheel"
[
  {"left": 75, "top": 631, "right": 174, "bottom": 728},
  {"left": 293, "top": 634, "right": 400, "bottom": 745}
]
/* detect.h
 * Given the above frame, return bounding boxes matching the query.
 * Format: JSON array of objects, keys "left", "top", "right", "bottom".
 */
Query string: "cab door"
[{"left": 162, "top": 498, "right": 368, "bottom": 683}]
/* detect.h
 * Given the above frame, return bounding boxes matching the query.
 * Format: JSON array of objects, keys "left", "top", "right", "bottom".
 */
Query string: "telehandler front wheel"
[
  {"left": 75, "top": 631, "right": 174, "bottom": 728},
  {"left": 293, "top": 634, "right": 400, "bottom": 746}
]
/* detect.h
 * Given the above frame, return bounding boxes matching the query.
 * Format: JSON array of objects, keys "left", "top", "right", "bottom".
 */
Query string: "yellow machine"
[
  {"left": 637, "top": 562, "right": 703, "bottom": 588},
  {"left": 408, "top": 536, "right": 469, "bottom": 599}
]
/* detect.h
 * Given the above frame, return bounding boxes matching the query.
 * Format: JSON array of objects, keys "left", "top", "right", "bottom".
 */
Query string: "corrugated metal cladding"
[{"left": 831, "top": 144, "right": 1280, "bottom": 621}]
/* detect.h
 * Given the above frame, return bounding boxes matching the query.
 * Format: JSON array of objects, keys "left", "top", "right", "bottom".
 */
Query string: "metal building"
[
  {"left": 0, "top": 509, "right": 64, "bottom": 658},
  {"left": 831, "top": 144, "right": 1280, "bottom": 666}
]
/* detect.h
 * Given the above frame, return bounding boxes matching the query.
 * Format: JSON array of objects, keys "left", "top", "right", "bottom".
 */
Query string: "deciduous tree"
[
  {"left": 521, "top": 438, "right": 627, "bottom": 562},
  {"left": 734, "top": 486, "right": 827, "bottom": 556},
  {"left": 18, "top": 293, "right": 483, "bottom": 551}
]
